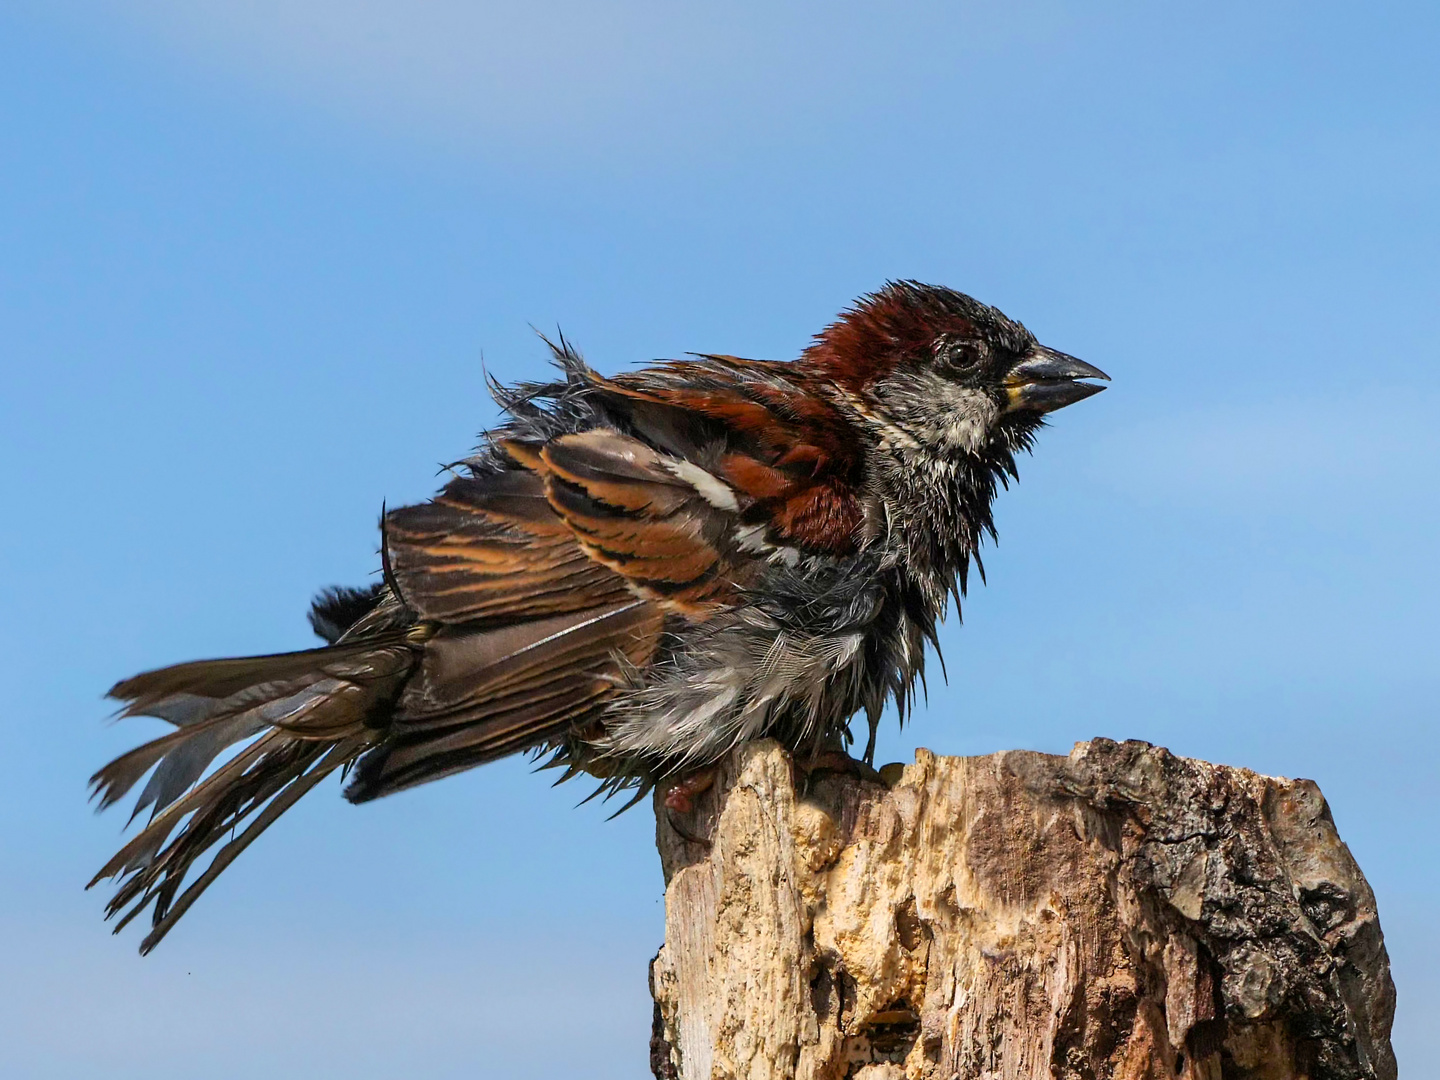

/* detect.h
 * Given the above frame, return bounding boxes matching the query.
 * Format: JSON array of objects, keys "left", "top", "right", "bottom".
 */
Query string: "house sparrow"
[{"left": 90, "top": 281, "right": 1107, "bottom": 952}]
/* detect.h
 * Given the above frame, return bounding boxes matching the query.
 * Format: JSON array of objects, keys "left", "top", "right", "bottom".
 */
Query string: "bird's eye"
[{"left": 936, "top": 338, "right": 984, "bottom": 371}]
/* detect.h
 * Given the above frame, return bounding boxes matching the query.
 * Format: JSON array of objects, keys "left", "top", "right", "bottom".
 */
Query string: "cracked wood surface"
[{"left": 648, "top": 739, "right": 1395, "bottom": 1080}]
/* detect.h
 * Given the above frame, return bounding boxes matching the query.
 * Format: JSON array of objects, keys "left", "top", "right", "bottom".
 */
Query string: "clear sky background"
[{"left": 1, "top": 2, "right": 1435, "bottom": 1076}]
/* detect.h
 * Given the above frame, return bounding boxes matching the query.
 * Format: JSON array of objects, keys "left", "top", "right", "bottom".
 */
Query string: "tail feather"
[
  {"left": 133, "top": 738, "right": 364, "bottom": 950},
  {"left": 92, "top": 730, "right": 282, "bottom": 882},
  {"left": 104, "top": 734, "right": 366, "bottom": 954},
  {"left": 89, "top": 639, "right": 415, "bottom": 953},
  {"left": 91, "top": 597, "right": 663, "bottom": 950},
  {"left": 108, "top": 645, "right": 358, "bottom": 715},
  {"left": 92, "top": 710, "right": 270, "bottom": 819}
]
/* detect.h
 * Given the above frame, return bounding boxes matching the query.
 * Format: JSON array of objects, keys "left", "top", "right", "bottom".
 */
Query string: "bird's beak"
[{"left": 1002, "top": 346, "right": 1110, "bottom": 414}]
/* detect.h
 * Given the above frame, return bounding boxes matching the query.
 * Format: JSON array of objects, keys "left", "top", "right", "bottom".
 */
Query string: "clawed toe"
[
  {"left": 662, "top": 766, "right": 717, "bottom": 813},
  {"left": 661, "top": 766, "right": 718, "bottom": 847}
]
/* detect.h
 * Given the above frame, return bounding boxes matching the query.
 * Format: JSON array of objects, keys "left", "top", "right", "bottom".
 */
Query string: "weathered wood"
[{"left": 649, "top": 739, "right": 1395, "bottom": 1080}]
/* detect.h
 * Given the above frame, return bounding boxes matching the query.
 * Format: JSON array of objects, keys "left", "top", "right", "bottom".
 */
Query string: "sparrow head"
[{"left": 804, "top": 281, "right": 1108, "bottom": 458}]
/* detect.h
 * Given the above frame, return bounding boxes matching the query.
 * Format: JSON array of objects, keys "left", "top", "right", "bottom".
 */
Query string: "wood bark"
[{"left": 648, "top": 739, "right": 1395, "bottom": 1080}]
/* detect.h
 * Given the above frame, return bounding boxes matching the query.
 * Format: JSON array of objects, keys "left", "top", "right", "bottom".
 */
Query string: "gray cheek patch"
[{"left": 871, "top": 370, "right": 1000, "bottom": 455}]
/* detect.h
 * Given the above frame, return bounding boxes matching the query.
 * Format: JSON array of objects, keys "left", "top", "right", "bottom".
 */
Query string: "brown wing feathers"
[
  {"left": 348, "top": 424, "right": 744, "bottom": 796},
  {"left": 591, "top": 360, "right": 866, "bottom": 554},
  {"left": 343, "top": 446, "right": 678, "bottom": 799},
  {"left": 534, "top": 430, "right": 734, "bottom": 609},
  {"left": 346, "top": 601, "right": 663, "bottom": 799},
  {"left": 382, "top": 468, "right": 628, "bottom": 623}
]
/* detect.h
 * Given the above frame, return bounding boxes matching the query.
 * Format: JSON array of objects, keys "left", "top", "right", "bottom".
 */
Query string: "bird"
[{"left": 89, "top": 281, "right": 1108, "bottom": 953}]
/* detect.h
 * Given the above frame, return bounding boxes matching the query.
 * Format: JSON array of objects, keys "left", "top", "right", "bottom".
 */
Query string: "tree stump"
[{"left": 648, "top": 739, "right": 1395, "bottom": 1080}]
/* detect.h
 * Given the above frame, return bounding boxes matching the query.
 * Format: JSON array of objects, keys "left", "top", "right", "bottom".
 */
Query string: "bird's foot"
[
  {"left": 662, "top": 766, "right": 718, "bottom": 847},
  {"left": 662, "top": 766, "right": 717, "bottom": 813}
]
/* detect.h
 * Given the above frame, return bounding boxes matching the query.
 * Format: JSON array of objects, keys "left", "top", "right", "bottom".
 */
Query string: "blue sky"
[{"left": 2, "top": 2, "right": 1436, "bottom": 1075}]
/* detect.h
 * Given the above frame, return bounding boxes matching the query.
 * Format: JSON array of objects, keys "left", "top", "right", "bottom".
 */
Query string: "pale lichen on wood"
[{"left": 649, "top": 739, "right": 1395, "bottom": 1080}]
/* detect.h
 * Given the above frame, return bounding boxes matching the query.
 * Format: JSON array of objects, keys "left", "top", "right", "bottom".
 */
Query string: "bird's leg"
[{"left": 862, "top": 713, "right": 880, "bottom": 766}]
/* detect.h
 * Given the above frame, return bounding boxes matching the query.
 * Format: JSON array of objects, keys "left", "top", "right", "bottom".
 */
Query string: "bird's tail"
[{"left": 88, "top": 636, "right": 416, "bottom": 954}]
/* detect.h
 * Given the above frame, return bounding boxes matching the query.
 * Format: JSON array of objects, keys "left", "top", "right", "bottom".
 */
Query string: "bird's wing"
[
  {"left": 510, "top": 427, "right": 741, "bottom": 612},
  {"left": 383, "top": 464, "right": 635, "bottom": 623},
  {"left": 592, "top": 355, "right": 868, "bottom": 555},
  {"left": 352, "top": 429, "right": 743, "bottom": 798},
  {"left": 351, "top": 355, "right": 870, "bottom": 799}
]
